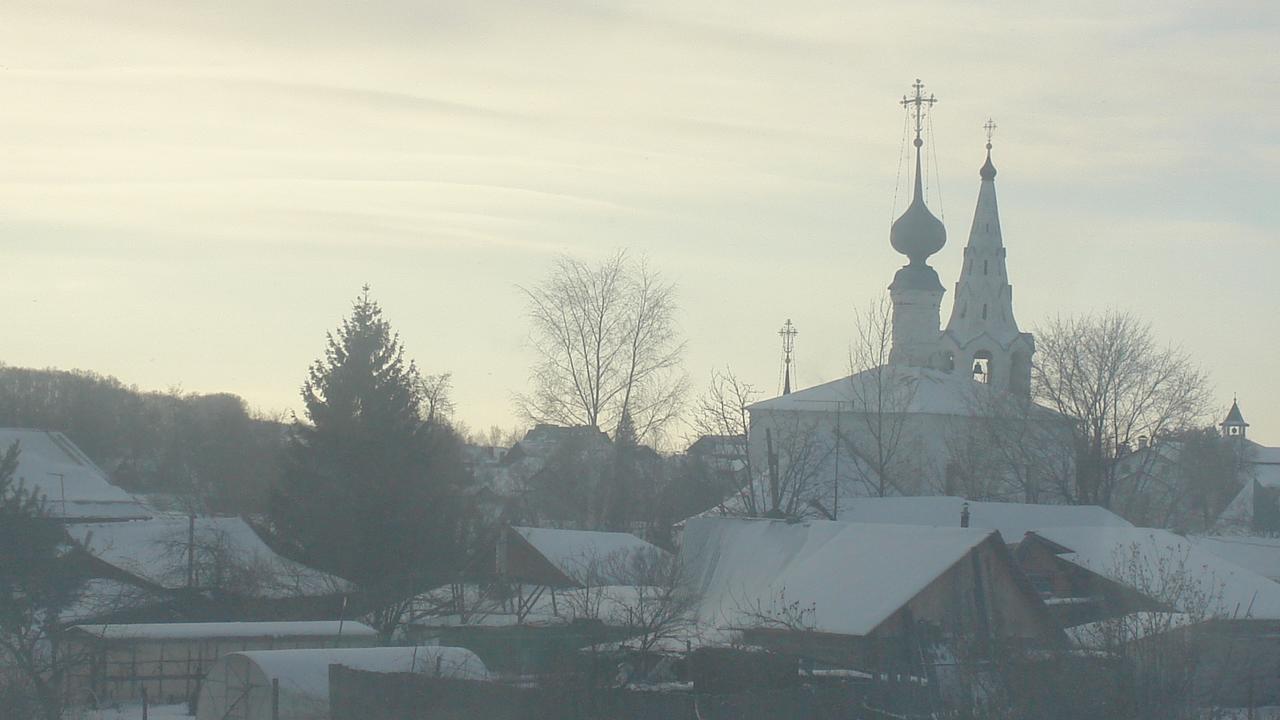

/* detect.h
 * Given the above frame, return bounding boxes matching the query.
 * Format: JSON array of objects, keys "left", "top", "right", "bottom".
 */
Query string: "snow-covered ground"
[{"left": 65, "top": 704, "right": 192, "bottom": 720}]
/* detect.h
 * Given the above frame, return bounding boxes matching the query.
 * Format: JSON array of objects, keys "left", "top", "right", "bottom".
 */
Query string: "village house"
[{"left": 680, "top": 517, "right": 1061, "bottom": 674}]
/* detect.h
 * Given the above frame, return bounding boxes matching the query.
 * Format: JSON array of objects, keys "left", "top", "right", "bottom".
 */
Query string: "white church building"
[{"left": 745, "top": 83, "right": 1072, "bottom": 514}]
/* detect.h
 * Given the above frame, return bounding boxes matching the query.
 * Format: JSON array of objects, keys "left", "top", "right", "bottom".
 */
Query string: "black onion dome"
[{"left": 890, "top": 194, "right": 947, "bottom": 265}]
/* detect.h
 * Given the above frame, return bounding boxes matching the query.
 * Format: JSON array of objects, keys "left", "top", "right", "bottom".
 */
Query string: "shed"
[
  {"left": 1018, "top": 526, "right": 1280, "bottom": 621},
  {"left": 60, "top": 621, "right": 378, "bottom": 707},
  {"left": 499, "top": 525, "right": 668, "bottom": 587},
  {"left": 195, "top": 646, "right": 490, "bottom": 720}
]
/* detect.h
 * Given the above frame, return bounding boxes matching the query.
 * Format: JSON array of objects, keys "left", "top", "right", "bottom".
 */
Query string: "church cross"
[
  {"left": 984, "top": 118, "right": 997, "bottom": 149},
  {"left": 900, "top": 79, "right": 937, "bottom": 143}
]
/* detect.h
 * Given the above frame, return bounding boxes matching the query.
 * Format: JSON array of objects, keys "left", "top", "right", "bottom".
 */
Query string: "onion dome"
[
  {"left": 890, "top": 142, "right": 947, "bottom": 267},
  {"left": 980, "top": 142, "right": 997, "bottom": 181}
]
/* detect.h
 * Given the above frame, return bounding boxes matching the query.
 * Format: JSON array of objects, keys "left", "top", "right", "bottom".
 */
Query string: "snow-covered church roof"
[
  {"left": 747, "top": 365, "right": 1059, "bottom": 419},
  {"left": 0, "top": 428, "right": 148, "bottom": 521}
]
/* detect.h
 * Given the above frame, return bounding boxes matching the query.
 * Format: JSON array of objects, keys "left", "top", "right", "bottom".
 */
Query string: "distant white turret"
[{"left": 940, "top": 124, "right": 1035, "bottom": 395}]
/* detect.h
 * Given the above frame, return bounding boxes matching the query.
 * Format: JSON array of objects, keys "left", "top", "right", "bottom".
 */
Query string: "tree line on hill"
[{"left": 0, "top": 364, "right": 285, "bottom": 514}]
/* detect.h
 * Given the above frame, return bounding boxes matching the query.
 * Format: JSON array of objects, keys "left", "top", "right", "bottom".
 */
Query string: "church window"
[
  {"left": 982, "top": 304, "right": 988, "bottom": 320},
  {"left": 984, "top": 260, "right": 989, "bottom": 275},
  {"left": 960, "top": 303, "right": 967, "bottom": 319}
]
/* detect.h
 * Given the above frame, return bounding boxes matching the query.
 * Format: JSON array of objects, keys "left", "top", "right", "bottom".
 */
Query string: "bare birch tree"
[
  {"left": 517, "top": 251, "right": 688, "bottom": 443},
  {"left": 1033, "top": 311, "right": 1212, "bottom": 508}
]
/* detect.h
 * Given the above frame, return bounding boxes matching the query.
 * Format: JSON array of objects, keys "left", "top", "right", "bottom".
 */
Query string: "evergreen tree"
[
  {"left": 0, "top": 441, "right": 80, "bottom": 720},
  {"left": 270, "top": 287, "right": 470, "bottom": 635}
]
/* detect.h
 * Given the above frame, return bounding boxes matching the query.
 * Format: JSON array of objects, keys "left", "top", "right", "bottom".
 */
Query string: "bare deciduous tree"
[
  {"left": 839, "top": 296, "right": 923, "bottom": 498},
  {"left": 1033, "top": 311, "right": 1213, "bottom": 508},
  {"left": 691, "top": 368, "right": 831, "bottom": 518},
  {"left": 943, "top": 384, "right": 1076, "bottom": 503},
  {"left": 517, "top": 251, "right": 688, "bottom": 443}
]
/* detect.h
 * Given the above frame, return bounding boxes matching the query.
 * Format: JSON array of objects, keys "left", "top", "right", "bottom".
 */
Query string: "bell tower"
[{"left": 940, "top": 121, "right": 1035, "bottom": 395}]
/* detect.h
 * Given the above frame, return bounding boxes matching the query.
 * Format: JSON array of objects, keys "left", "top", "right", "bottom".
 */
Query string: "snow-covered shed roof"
[
  {"left": 833, "top": 496, "right": 1132, "bottom": 545},
  {"left": 1026, "top": 527, "right": 1280, "bottom": 620},
  {"left": 67, "top": 621, "right": 377, "bottom": 641},
  {"left": 680, "top": 516, "right": 996, "bottom": 637},
  {"left": 1191, "top": 535, "right": 1280, "bottom": 582},
  {"left": 196, "top": 646, "right": 489, "bottom": 720},
  {"left": 511, "top": 526, "right": 667, "bottom": 585},
  {"left": 59, "top": 578, "right": 168, "bottom": 624},
  {"left": 68, "top": 517, "right": 352, "bottom": 598},
  {"left": 0, "top": 428, "right": 148, "bottom": 520},
  {"left": 748, "top": 365, "right": 1063, "bottom": 419}
]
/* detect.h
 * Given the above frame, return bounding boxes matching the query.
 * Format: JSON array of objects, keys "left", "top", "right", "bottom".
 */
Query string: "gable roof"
[
  {"left": 1191, "top": 535, "right": 1280, "bottom": 582},
  {"left": 1025, "top": 526, "right": 1280, "bottom": 620},
  {"left": 68, "top": 517, "right": 352, "bottom": 598},
  {"left": 680, "top": 516, "right": 995, "bottom": 637},
  {"left": 510, "top": 526, "right": 667, "bottom": 585},
  {"left": 0, "top": 428, "right": 148, "bottom": 520},
  {"left": 832, "top": 496, "right": 1132, "bottom": 544}
]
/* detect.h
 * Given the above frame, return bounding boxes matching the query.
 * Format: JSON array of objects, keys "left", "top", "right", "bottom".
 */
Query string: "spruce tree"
[
  {"left": 271, "top": 287, "right": 467, "bottom": 632},
  {"left": 0, "top": 441, "right": 80, "bottom": 720}
]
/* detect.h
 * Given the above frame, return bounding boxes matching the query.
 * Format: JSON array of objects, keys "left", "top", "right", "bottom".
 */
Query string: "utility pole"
[{"left": 48, "top": 473, "right": 66, "bottom": 517}]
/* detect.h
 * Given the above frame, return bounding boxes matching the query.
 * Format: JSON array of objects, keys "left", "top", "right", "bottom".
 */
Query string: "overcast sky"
[{"left": 2, "top": 1, "right": 1277, "bottom": 445}]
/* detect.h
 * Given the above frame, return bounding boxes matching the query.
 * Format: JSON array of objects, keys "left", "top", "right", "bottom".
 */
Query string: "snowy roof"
[
  {"left": 238, "top": 645, "right": 488, "bottom": 693},
  {"left": 833, "top": 496, "right": 1132, "bottom": 545},
  {"left": 748, "top": 365, "right": 1062, "bottom": 419},
  {"left": 68, "top": 517, "right": 352, "bottom": 598},
  {"left": 1065, "top": 612, "right": 1198, "bottom": 649},
  {"left": 1026, "top": 527, "right": 1280, "bottom": 620},
  {"left": 59, "top": 578, "right": 168, "bottom": 624},
  {"left": 0, "top": 428, "right": 148, "bottom": 520},
  {"left": 1191, "top": 536, "right": 1280, "bottom": 581},
  {"left": 680, "top": 517, "right": 995, "bottom": 637},
  {"left": 67, "top": 621, "right": 377, "bottom": 641},
  {"left": 512, "top": 526, "right": 668, "bottom": 585}
]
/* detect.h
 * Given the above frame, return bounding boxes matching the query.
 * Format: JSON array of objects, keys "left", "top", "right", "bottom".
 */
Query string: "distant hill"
[{"left": 0, "top": 364, "right": 285, "bottom": 514}]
